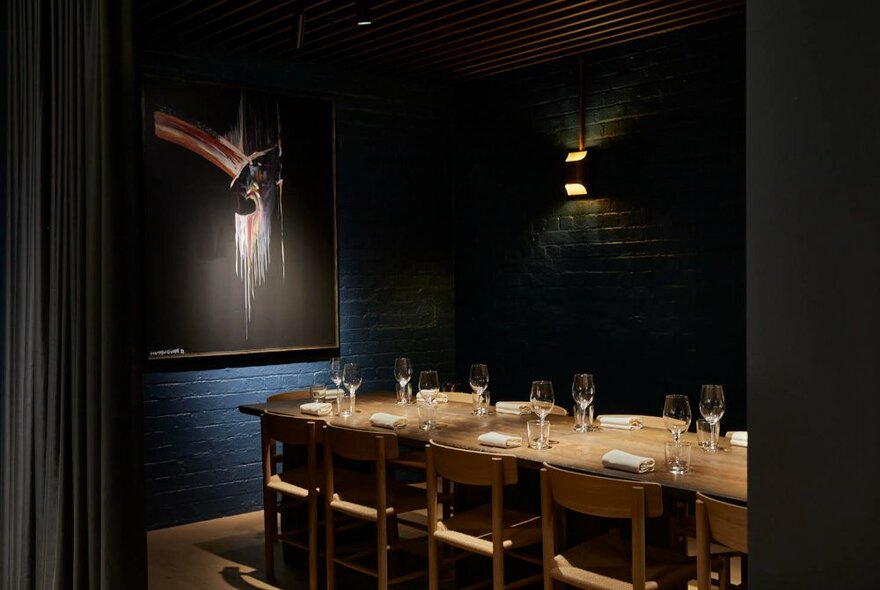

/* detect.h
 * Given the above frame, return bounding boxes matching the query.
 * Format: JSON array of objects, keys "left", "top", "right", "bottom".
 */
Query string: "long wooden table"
[{"left": 239, "top": 392, "right": 747, "bottom": 503}]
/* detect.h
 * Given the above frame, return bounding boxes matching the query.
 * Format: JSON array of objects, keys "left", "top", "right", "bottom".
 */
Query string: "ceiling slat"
[
  {"left": 397, "top": 0, "right": 710, "bottom": 78},
  {"left": 134, "top": 0, "right": 745, "bottom": 82}
]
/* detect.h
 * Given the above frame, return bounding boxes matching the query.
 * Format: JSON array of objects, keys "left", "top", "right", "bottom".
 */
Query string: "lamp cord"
[{"left": 578, "top": 56, "right": 585, "bottom": 152}]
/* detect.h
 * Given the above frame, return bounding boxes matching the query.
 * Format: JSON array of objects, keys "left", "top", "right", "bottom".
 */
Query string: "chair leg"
[
  {"left": 264, "top": 492, "right": 276, "bottom": 582},
  {"left": 719, "top": 556, "right": 731, "bottom": 590},
  {"left": 428, "top": 534, "right": 439, "bottom": 590},
  {"left": 492, "top": 550, "right": 504, "bottom": 590},
  {"left": 325, "top": 506, "right": 336, "bottom": 590},
  {"left": 378, "top": 515, "right": 389, "bottom": 590},
  {"left": 308, "top": 494, "right": 318, "bottom": 590}
]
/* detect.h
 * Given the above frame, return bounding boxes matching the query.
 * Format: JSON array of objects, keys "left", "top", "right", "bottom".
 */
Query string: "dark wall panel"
[
  {"left": 747, "top": 1, "right": 880, "bottom": 587},
  {"left": 453, "top": 18, "right": 746, "bottom": 426},
  {"left": 140, "top": 50, "right": 455, "bottom": 529}
]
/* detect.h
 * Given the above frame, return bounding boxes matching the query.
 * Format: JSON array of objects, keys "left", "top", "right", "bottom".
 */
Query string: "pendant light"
[{"left": 565, "top": 57, "right": 589, "bottom": 197}]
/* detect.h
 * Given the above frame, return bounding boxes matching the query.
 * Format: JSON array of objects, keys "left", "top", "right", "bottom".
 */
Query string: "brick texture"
[
  {"left": 141, "top": 15, "right": 745, "bottom": 530},
  {"left": 141, "top": 50, "right": 455, "bottom": 529},
  {"left": 453, "top": 17, "right": 745, "bottom": 427}
]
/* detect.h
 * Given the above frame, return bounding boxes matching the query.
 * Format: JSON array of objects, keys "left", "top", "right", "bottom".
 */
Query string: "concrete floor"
[{"left": 147, "top": 510, "right": 741, "bottom": 589}]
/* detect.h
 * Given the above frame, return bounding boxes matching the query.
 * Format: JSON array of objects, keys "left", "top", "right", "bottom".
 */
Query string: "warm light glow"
[
  {"left": 564, "top": 150, "right": 588, "bottom": 197},
  {"left": 565, "top": 183, "right": 588, "bottom": 196}
]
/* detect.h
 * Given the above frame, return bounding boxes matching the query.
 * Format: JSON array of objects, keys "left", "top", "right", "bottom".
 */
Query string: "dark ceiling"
[{"left": 135, "top": 0, "right": 744, "bottom": 81}]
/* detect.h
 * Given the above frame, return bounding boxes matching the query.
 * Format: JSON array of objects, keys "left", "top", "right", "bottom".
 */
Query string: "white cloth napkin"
[
  {"left": 727, "top": 431, "right": 748, "bottom": 447},
  {"left": 300, "top": 402, "right": 333, "bottom": 416},
  {"left": 416, "top": 391, "right": 448, "bottom": 403},
  {"left": 370, "top": 412, "right": 407, "bottom": 429},
  {"left": 597, "top": 415, "right": 643, "bottom": 430},
  {"left": 478, "top": 431, "right": 522, "bottom": 448},
  {"left": 601, "top": 449, "right": 655, "bottom": 473},
  {"left": 495, "top": 401, "right": 531, "bottom": 415}
]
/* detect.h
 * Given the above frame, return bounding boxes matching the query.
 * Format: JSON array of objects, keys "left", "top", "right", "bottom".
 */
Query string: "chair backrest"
[
  {"left": 696, "top": 492, "right": 748, "bottom": 554},
  {"left": 541, "top": 462, "right": 664, "bottom": 518},
  {"left": 427, "top": 440, "right": 519, "bottom": 486},
  {"left": 262, "top": 411, "right": 323, "bottom": 446},
  {"left": 261, "top": 412, "right": 321, "bottom": 486},
  {"left": 325, "top": 423, "right": 400, "bottom": 461},
  {"left": 267, "top": 389, "right": 311, "bottom": 402},
  {"left": 548, "top": 406, "right": 568, "bottom": 416}
]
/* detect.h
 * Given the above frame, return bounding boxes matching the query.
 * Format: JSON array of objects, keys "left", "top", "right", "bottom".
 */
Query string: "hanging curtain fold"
[{"left": 1, "top": 0, "right": 145, "bottom": 588}]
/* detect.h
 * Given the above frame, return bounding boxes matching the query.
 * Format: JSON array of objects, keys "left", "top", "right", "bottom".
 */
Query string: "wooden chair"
[
  {"left": 260, "top": 412, "right": 323, "bottom": 589},
  {"left": 541, "top": 463, "right": 695, "bottom": 590},
  {"left": 426, "top": 440, "right": 542, "bottom": 590},
  {"left": 444, "top": 390, "right": 474, "bottom": 404},
  {"left": 323, "top": 423, "right": 428, "bottom": 589},
  {"left": 696, "top": 492, "right": 747, "bottom": 590}
]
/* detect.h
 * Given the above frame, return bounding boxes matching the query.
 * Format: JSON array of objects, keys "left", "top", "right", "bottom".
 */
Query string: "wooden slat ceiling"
[{"left": 135, "top": 0, "right": 744, "bottom": 81}]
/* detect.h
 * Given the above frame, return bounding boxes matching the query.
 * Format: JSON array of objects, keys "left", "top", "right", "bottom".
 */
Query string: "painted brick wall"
[
  {"left": 141, "top": 49, "right": 455, "bottom": 529},
  {"left": 452, "top": 17, "right": 746, "bottom": 428}
]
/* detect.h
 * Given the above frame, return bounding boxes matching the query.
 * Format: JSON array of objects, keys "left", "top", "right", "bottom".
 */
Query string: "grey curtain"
[{"left": 1, "top": 0, "right": 145, "bottom": 588}]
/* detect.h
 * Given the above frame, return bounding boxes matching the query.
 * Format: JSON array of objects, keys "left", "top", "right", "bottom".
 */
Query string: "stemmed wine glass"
[
  {"left": 699, "top": 384, "right": 726, "bottom": 452},
  {"left": 329, "top": 357, "right": 343, "bottom": 398},
  {"left": 663, "top": 394, "right": 692, "bottom": 445},
  {"left": 530, "top": 380, "right": 555, "bottom": 448},
  {"left": 393, "top": 357, "right": 413, "bottom": 405},
  {"left": 469, "top": 364, "right": 489, "bottom": 415},
  {"left": 340, "top": 363, "right": 362, "bottom": 417},
  {"left": 418, "top": 370, "right": 440, "bottom": 405},
  {"left": 571, "top": 373, "right": 595, "bottom": 432}
]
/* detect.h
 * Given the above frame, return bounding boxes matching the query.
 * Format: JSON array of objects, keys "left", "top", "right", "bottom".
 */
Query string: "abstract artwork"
[{"left": 141, "top": 76, "right": 338, "bottom": 359}]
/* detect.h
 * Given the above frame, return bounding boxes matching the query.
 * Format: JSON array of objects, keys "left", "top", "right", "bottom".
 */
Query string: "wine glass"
[
  {"left": 329, "top": 357, "right": 343, "bottom": 396},
  {"left": 699, "top": 384, "right": 726, "bottom": 452},
  {"left": 571, "top": 373, "right": 594, "bottom": 432},
  {"left": 418, "top": 370, "right": 440, "bottom": 405},
  {"left": 530, "top": 380, "right": 555, "bottom": 423},
  {"left": 663, "top": 394, "right": 692, "bottom": 444},
  {"left": 469, "top": 364, "right": 489, "bottom": 415},
  {"left": 393, "top": 357, "right": 413, "bottom": 405},
  {"left": 340, "top": 363, "right": 362, "bottom": 417}
]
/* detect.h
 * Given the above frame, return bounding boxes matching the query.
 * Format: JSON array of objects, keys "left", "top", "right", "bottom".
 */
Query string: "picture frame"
[{"left": 140, "top": 75, "right": 338, "bottom": 360}]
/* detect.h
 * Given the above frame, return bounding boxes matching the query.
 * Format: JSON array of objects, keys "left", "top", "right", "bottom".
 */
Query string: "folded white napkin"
[
  {"left": 597, "top": 415, "right": 643, "bottom": 430},
  {"left": 478, "top": 431, "right": 522, "bottom": 448},
  {"left": 300, "top": 402, "right": 333, "bottom": 416},
  {"left": 416, "top": 391, "right": 448, "bottom": 403},
  {"left": 370, "top": 412, "right": 407, "bottom": 429},
  {"left": 601, "top": 449, "right": 655, "bottom": 473},
  {"left": 727, "top": 431, "right": 748, "bottom": 447},
  {"left": 495, "top": 401, "right": 531, "bottom": 415}
]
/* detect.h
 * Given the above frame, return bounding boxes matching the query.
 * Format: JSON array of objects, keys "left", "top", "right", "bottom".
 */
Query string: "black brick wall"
[
  {"left": 141, "top": 15, "right": 745, "bottom": 530},
  {"left": 452, "top": 17, "right": 745, "bottom": 427},
  {"left": 140, "top": 49, "right": 456, "bottom": 529}
]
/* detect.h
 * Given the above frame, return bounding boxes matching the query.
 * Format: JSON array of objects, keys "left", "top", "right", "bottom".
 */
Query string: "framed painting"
[{"left": 140, "top": 75, "right": 338, "bottom": 360}]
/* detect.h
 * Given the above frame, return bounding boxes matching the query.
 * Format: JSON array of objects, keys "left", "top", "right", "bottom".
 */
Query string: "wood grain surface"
[{"left": 240, "top": 392, "right": 747, "bottom": 502}]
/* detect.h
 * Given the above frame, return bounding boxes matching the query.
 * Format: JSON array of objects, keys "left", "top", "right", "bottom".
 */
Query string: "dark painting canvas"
[{"left": 141, "top": 76, "right": 338, "bottom": 359}]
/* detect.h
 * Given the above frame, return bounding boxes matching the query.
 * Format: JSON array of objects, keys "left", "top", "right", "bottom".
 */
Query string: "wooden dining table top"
[{"left": 239, "top": 392, "right": 747, "bottom": 503}]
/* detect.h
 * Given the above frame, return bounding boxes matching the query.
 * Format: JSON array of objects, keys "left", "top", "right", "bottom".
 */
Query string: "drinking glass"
[
  {"left": 530, "top": 380, "right": 555, "bottom": 450},
  {"left": 311, "top": 373, "right": 327, "bottom": 402},
  {"left": 393, "top": 357, "right": 413, "bottom": 405},
  {"left": 662, "top": 394, "right": 692, "bottom": 444},
  {"left": 470, "top": 364, "right": 490, "bottom": 416},
  {"left": 571, "top": 373, "right": 595, "bottom": 432},
  {"left": 418, "top": 370, "right": 440, "bottom": 405},
  {"left": 417, "top": 401, "right": 437, "bottom": 430},
  {"left": 699, "top": 384, "right": 726, "bottom": 452},
  {"left": 340, "top": 363, "right": 361, "bottom": 417},
  {"left": 664, "top": 441, "right": 691, "bottom": 474},
  {"left": 329, "top": 357, "right": 343, "bottom": 397},
  {"left": 527, "top": 420, "right": 551, "bottom": 449}
]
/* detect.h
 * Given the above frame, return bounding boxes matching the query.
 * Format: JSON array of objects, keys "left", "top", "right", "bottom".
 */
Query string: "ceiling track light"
[
  {"left": 355, "top": 0, "right": 372, "bottom": 26},
  {"left": 295, "top": 11, "right": 306, "bottom": 49}
]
